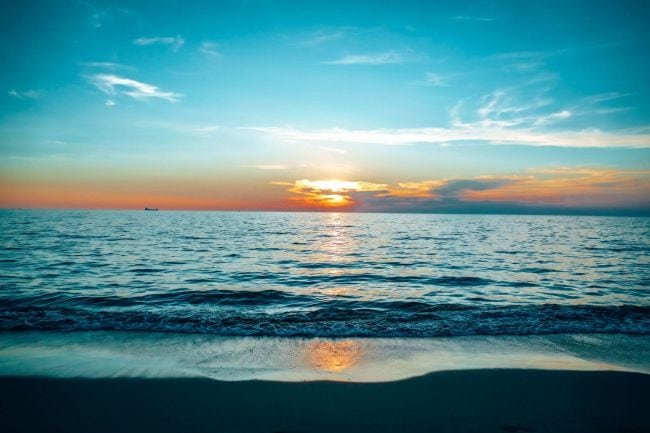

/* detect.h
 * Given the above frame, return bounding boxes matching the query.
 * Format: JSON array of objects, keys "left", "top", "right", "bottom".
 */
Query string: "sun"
[
  {"left": 320, "top": 194, "right": 349, "bottom": 206},
  {"left": 285, "top": 179, "right": 388, "bottom": 209}
]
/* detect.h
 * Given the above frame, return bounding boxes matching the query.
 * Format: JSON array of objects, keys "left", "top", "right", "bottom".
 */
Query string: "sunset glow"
[
  {"left": 2, "top": 3, "right": 649, "bottom": 431},
  {"left": 307, "top": 340, "right": 363, "bottom": 372},
  {"left": 0, "top": 1, "right": 648, "bottom": 215}
]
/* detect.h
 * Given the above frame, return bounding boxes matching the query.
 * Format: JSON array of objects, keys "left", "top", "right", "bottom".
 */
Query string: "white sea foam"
[{"left": 0, "top": 332, "right": 648, "bottom": 382}]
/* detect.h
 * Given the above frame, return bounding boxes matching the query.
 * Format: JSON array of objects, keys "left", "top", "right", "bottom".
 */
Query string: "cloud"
[
  {"left": 458, "top": 168, "right": 650, "bottom": 207},
  {"left": 243, "top": 125, "right": 650, "bottom": 148},
  {"left": 105, "top": 99, "right": 116, "bottom": 106},
  {"left": 491, "top": 51, "right": 553, "bottom": 73},
  {"left": 434, "top": 178, "right": 517, "bottom": 198},
  {"left": 133, "top": 36, "right": 185, "bottom": 52},
  {"left": 243, "top": 164, "right": 289, "bottom": 170},
  {"left": 199, "top": 41, "right": 220, "bottom": 57},
  {"left": 80, "top": 61, "right": 133, "bottom": 71},
  {"left": 90, "top": 9, "right": 110, "bottom": 28},
  {"left": 8, "top": 89, "right": 44, "bottom": 99},
  {"left": 81, "top": 2, "right": 133, "bottom": 29},
  {"left": 594, "top": 107, "right": 632, "bottom": 115},
  {"left": 190, "top": 125, "right": 221, "bottom": 136},
  {"left": 273, "top": 168, "right": 650, "bottom": 213},
  {"left": 577, "top": 92, "right": 632, "bottom": 116},
  {"left": 492, "top": 51, "right": 552, "bottom": 61},
  {"left": 476, "top": 90, "right": 552, "bottom": 119},
  {"left": 87, "top": 74, "right": 182, "bottom": 102},
  {"left": 325, "top": 51, "right": 412, "bottom": 65},
  {"left": 298, "top": 30, "right": 346, "bottom": 46},
  {"left": 452, "top": 15, "right": 497, "bottom": 22},
  {"left": 419, "top": 72, "right": 446, "bottom": 87},
  {"left": 532, "top": 110, "right": 572, "bottom": 126},
  {"left": 583, "top": 92, "right": 630, "bottom": 105},
  {"left": 245, "top": 86, "right": 646, "bottom": 148},
  {"left": 277, "top": 179, "right": 388, "bottom": 207}
]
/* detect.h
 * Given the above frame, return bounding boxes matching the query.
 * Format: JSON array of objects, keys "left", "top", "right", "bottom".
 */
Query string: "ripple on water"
[{"left": 0, "top": 210, "right": 648, "bottom": 337}]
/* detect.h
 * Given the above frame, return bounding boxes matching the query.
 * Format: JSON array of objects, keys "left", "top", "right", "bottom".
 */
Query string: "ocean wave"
[
  {"left": 2, "top": 211, "right": 649, "bottom": 339},
  {"left": 1, "top": 289, "right": 318, "bottom": 308},
  {"left": 1, "top": 304, "right": 648, "bottom": 337}
]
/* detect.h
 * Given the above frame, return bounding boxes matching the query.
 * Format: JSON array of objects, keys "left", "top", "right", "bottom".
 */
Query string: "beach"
[
  {"left": 1, "top": 212, "right": 649, "bottom": 431},
  {"left": 2, "top": 369, "right": 648, "bottom": 433},
  {"left": 1, "top": 332, "right": 649, "bottom": 432},
  {"left": 2, "top": 0, "right": 650, "bottom": 430}
]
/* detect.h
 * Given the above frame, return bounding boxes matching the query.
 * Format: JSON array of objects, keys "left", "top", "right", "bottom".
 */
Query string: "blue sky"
[{"left": 1, "top": 0, "right": 649, "bottom": 213}]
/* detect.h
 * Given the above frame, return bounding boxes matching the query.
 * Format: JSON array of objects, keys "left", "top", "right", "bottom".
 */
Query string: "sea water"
[{"left": 1, "top": 210, "right": 648, "bottom": 337}]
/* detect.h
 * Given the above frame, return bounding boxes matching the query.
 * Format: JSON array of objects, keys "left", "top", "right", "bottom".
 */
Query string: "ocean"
[{"left": 1, "top": 210, "right": 649, "bottom": 338}]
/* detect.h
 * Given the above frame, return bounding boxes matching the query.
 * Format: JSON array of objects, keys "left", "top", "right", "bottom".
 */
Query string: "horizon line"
[{"left": 2, "top": 207, "right": 649, "bottom": 217}]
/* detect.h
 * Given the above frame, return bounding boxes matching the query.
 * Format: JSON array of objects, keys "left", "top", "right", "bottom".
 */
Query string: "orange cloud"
[
  {"left": 273, "top": 168, "right": 650, "bottom": 212},
  {"left": 2, "top": 167, "right": 647, "bottom": 213},
  {"left": 391, "top": 180, "right": 446, "bottom": 198},
  {"left": 462, "top": 168, "right": 650, "bottom": 206},
  {"left": 277, "top": 179, "right": 388, "bottom": 208}
]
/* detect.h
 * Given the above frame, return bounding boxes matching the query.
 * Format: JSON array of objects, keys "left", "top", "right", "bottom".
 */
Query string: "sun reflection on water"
[{"left": 306, "top": 340, "right": 363, "bottom": 372}]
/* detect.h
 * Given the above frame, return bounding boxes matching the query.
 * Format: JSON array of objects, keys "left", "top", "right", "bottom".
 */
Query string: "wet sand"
[
  {"left": 2, "top": 332, "right": 649, "bottom": 381},
  {"left": 1, "top": 369, "right": 648, "bottom": 433}
]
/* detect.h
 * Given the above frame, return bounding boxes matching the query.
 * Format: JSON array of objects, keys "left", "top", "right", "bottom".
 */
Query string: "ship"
[{"left": 144, "top": 208, "right": 159, "bottom": 211}]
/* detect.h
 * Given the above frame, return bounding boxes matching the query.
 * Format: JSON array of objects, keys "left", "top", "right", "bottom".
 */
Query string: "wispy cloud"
[
  {"left": 492, "top": 51, "right": 552, "bottom": 73},
  {"left": 493, "top": 50, "right": 553, "bottom": 60},
  {"left": 298, "top": 30, "right": 346, "bottom": 46},
  {"left": 245, "top": 82, "right": 648, "bottom": 148},
  {"left": 583, "top": 92, "right": 630, "bottom": 105},
  {"left": 199, "top": 41, "right": 220, "bottom": 57},
  {"left": 87, "top": 74, "right": 182, "bottom": 102},
  {"left": 325, "top": 50, "right": 412, "bottom": 65},
  {"left": 80, "top": 2, "right": 133, "bottom": 29},
  {"left": 133, "top": 36, "right": 185, "bottom": 52},
  {"left": 554, "top": 92, "right": 633, "bottom": 118},
  {"left": 89, "top": 9, "right": 110, "bottom": 28},
  {"left": 452, "top": 15, "right": 497, "bottom": 22},
  {"left": 244, "top": 125, "right": 650, "bottom": 148},
  {"left": 190, "top": 125, "right": 221, "bottom": 136},
  {"left": 80, "top": 61, "right": 133, "bottom": 71},
  {"left": 8, "top": 89, "right": 44, "bottom": 99},
  {"left": 243, "top": 164, "right": 289, "bottom": 170},
  {"left": 533, "top": 110, "right": 572, "bottom": 125},
  {"left": 594, "top": 107, "right": 632, "bottom": 115},
  {"left": 419, "top": 72, "right": 446, "bottom": 87},
  {"left": 105, "top": 99, "right": 116, "bottom": 107},
  {"left": 477, "top": 90, "right": 552, "bottom": 120}
]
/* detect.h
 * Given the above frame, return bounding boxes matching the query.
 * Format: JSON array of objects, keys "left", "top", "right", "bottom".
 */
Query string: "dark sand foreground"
[{"left": 1, "top": 369, "right": 648, "bottom": 433}]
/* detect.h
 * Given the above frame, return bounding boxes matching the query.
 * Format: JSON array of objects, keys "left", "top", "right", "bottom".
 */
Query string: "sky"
[{"left": 1, "top": 0, "right": 649, "bottom": 214}]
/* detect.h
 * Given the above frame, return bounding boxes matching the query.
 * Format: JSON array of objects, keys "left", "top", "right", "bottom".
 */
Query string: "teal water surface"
[{"left": 1, "top": 210, "right": 648, "bottom": 336}]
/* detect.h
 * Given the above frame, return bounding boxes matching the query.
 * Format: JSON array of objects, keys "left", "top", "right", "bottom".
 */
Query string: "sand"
[{"left": 1, "top": 369, "right": 648, "bottom": 433}]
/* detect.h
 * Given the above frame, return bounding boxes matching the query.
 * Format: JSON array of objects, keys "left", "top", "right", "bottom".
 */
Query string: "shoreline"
[
  {"left": 1, "top": 332, "right": 648, "bottom": 431},
  {"left": 1, "top": 331, "right": 648, "bottom": 382},
  {"left": 2, "top": 369, "right": 648, "bottom": 433}
]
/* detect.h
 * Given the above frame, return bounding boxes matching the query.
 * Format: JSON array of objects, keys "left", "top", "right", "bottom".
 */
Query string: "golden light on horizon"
[
  {"left": 282, "top": 179, "right": 389, "bottom": 209},
  {"left": 320, "top": 194, "right": 349, "bottom": 206},
  {"left": 299, "top": 180, "right": 362, "bottom": 193},
  {"left": 306, "top": 340, "right": 363, "bottom": 372}
]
